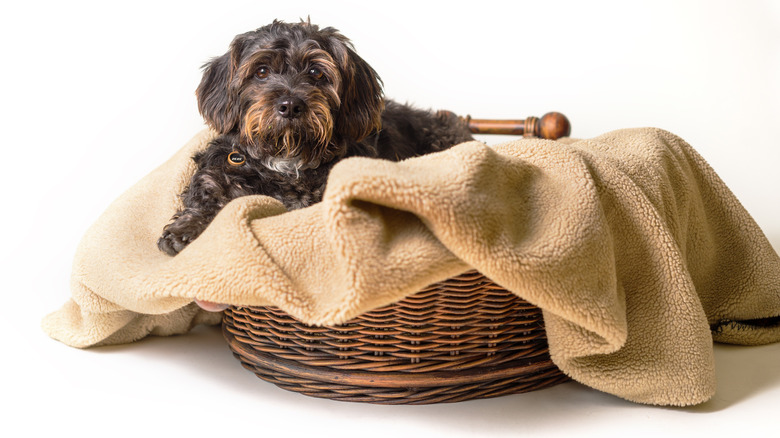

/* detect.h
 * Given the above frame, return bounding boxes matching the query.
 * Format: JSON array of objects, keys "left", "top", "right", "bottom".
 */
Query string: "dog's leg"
[
  {"left": 157, "top": 168, "right": 248, "bottom": 256},
  {"left": 158, "top": 209, "right": 217, "bottom": 256}
]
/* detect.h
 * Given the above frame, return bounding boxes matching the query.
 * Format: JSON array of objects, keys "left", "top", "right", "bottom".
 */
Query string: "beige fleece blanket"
[{"left": 42, "top": 127, "right": 780, "bottom": 406}]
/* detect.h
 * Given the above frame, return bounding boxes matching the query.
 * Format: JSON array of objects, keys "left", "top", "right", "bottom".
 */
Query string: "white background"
[{"left": 2, "top": 0, "right": 779, "bottom": 436}]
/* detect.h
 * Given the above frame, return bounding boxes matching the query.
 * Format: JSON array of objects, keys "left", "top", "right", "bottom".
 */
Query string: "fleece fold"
[{"left": 43, "top": 128, "right": 780, "bottom": 406}]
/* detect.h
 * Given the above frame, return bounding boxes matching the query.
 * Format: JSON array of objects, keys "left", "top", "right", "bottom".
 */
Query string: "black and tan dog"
[{"left": 158, "top": 20, "right": 473, "bottom": 256}]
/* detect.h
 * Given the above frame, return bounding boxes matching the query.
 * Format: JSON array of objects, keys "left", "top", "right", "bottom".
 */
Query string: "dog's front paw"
[{"left": 157, "top": 229, "right": 194, "bottom": 256}]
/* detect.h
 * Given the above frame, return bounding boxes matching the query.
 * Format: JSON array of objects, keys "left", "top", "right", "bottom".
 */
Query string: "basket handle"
[{"left": 466, "top": 112, "right": 571, "bottom": 140}]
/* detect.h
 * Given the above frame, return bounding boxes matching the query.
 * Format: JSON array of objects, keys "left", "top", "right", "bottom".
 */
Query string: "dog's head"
[{"left": 196, "top": 20, "right": 384, "bottom": 165}]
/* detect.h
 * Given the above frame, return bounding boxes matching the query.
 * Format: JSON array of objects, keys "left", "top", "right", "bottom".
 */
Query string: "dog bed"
[{"left": 43, "top": 126, "right": 780, "bottom": 406}]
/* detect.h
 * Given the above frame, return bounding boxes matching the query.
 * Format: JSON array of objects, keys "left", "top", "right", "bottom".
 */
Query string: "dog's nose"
[{"left": 276, "top": 97, "right": 306, "bottom": 119}]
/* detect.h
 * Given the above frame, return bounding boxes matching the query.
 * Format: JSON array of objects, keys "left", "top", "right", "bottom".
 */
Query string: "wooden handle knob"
[{"left": 467, "top": 112, "right": 571, "bottom": 140}]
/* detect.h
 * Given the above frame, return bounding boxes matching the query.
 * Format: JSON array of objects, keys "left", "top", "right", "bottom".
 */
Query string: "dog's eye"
[
  {"left": 308, "top": 67, "right": 324, "bottom": 81},
  {"left": 255, "top": 67, "right": 270, "bottom": 80}
]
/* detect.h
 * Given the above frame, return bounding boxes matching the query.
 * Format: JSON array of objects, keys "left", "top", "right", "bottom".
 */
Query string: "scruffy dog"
[{"left": 158, "top": 20, "right": 473, "bottom": 256}]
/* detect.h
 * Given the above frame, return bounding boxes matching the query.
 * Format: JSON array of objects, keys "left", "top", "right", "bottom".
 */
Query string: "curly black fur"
[{"left": 158, "top": 20, "right": 473, "bottom": 256}]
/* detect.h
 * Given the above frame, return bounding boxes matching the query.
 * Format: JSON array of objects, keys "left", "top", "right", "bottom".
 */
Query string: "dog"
[{"left": 158, "top": 20, "right": 474, "bottom": 256}]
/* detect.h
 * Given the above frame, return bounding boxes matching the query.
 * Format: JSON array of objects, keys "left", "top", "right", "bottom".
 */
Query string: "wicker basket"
[{"left": 223, "top": 270, "right": 569, "bottom": 404}]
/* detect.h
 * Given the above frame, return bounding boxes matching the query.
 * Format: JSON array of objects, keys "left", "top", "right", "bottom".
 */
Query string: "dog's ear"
[
  {"left": 330, "top": 37, "right": 384, "bottom": 141},
  {"left": 196, "top": 36, "right": 246, "bottom": 134}
]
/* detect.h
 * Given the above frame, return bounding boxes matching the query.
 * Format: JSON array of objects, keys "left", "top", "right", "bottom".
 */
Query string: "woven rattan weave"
[{"left": 223, "top": 270, "right": 569, "bottom": 404}]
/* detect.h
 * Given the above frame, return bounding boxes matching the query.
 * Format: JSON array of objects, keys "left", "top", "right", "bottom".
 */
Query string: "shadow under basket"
[{"left": 222, "top": 270, "right": 569, "bottom": 404}]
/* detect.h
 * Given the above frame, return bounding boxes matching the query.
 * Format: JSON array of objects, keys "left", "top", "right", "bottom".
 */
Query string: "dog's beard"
[{"left": 241, "top": 98, "right": 335, "bottom": 166}]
